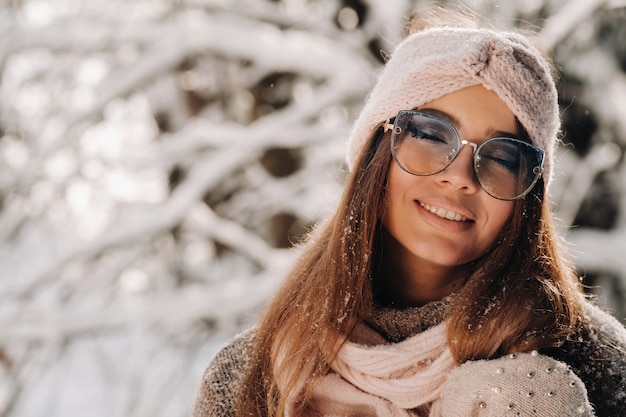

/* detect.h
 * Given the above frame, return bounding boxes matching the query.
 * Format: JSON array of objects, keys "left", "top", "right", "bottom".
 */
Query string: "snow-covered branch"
[{"left": 0, "top": 1, "right": 625, "bottom": 417}]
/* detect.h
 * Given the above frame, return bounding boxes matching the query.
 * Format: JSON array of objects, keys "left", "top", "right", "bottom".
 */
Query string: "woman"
[{"left": 192, "top": 9, "right": 626, "bottom": 417}]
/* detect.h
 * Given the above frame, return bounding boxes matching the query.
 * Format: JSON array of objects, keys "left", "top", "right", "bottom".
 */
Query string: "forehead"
[{"left": 415, "top": 85, "right": 519, "bottom": 139}]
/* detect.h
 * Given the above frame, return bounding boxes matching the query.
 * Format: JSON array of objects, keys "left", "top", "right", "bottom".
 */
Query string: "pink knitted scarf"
[{"left": 283, "top": 321, "right": 456, "bottom": 417}]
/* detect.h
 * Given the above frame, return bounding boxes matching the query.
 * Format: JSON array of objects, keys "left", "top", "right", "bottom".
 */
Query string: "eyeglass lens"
[{"left": 390, "top": 111, "right": 544, "bottom": 200}]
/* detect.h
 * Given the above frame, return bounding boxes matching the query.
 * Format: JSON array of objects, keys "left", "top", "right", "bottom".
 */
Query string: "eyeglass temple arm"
[{"left": 383, "top": 119, "right": 394, "bottom": 133}]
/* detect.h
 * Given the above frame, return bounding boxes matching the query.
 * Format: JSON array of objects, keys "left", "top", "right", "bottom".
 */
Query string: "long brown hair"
[
  {"left": 236, "top": 9, "right": 584, "bottom": 417},
  {"left": 238, "top": 126, "right": 391, "bottom": 416},
  {"left": 446, "top": 144, "right": 584, "bottom": 362}
]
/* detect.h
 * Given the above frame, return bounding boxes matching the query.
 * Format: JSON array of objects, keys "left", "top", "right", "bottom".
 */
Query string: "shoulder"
[
  {"left": 191, "top": 327, "right": 257, "bottom": 417},
  {"left": 542, "top": 300, "right": 626, "bottom": 417},
  {"left": 582, "top": 300, "right": 626, "bottom": 344},
  {"left": 440, "top": 351, "right": 593, "bottom": 416}
]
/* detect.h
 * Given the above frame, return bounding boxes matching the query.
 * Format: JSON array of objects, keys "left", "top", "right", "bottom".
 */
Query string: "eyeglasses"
[{"left": 385, "top": 110, "right": 544, "bottom": 200}]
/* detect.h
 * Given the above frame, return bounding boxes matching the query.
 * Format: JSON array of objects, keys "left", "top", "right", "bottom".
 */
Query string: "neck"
[
  {"left": 378, "top": 261, "right": 469, "bottom": 308},
  {"left": 378, "top": 236, "right": 471, "bottom": 308}
]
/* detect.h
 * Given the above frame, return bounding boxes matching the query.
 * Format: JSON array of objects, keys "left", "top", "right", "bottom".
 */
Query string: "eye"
[
  {"left": 488, "top": 155, "right": 519, "bottom": 172},
  {"left": 480, "top": 143, "right": 521, "bottom": 173},
  {"left": 405, "top": 121, "right": 451, "bottom": 145}
]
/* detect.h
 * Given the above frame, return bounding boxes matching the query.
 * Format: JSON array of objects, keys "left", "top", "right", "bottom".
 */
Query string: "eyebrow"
[{"left": 418, "top": 107, "right": 519, "bottom": 139}]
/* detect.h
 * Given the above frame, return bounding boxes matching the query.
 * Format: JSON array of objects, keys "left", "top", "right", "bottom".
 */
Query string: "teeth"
[{"left": 419, "top": 202, "right": 469, "bottom": 222}]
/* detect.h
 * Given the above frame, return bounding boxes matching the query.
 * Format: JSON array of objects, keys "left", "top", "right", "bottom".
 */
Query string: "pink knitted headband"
[{"left": 346, "top": 26, "right": 560, "bottom": 189}]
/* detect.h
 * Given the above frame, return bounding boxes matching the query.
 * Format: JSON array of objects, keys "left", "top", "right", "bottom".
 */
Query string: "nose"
[{"left": 434, "top": 143, "right": 480, "bottom": 194}]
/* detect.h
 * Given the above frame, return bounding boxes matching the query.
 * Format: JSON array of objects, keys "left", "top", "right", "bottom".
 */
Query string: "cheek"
[
  {"left": 383, "top": 165, "right": 405, "bottom": 226},
  {"left": 485, "top": 200, "right": 515, "bottom": 239},
  {"left": 384, "top": 164, "right": 411, "bottom": 213},
  {"left": 386, "top": 162, "right": 418, "bottom": 199}
]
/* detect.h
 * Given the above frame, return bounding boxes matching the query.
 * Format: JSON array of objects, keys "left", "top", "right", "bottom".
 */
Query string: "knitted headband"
[{"left": 346, "top": 26, "right": 560, "bottom": 189}]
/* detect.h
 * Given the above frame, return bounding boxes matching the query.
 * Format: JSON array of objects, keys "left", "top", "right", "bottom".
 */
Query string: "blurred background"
[{"left": 1, "top": 0, "right": 625, "bottom": 416}]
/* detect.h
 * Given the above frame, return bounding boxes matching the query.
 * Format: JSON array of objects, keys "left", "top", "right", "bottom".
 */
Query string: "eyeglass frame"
[{"left": 382, "top": 110, "right": 545, "bottom": 201}]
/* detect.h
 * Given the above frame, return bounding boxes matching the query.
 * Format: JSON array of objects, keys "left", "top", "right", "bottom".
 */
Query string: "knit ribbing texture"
[
  {"left": 282, "top": 321, "right": 455, "bottom": 416},
  {"left": 331, "top": 321, "right": 454, "bottom": 409}
]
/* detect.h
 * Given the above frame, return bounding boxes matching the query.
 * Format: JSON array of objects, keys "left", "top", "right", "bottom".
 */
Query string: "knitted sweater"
[{"left": 191, "top": 299, "right": 626, "bottom": 417}]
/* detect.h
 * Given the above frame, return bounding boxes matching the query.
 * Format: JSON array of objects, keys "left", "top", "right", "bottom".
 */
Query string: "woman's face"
[{"left": 382, "top": 85, "right": 516, "bottom": 274}]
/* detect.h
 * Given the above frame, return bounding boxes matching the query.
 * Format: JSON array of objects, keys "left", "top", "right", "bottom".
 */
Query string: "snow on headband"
[{"left": 346, "top": 26, "right": 560, "bottom": 190}]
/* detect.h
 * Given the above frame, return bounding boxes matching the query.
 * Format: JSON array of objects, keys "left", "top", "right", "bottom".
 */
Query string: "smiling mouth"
[{"left": 418, "top": 201, "right": 472, "bottom": 222}]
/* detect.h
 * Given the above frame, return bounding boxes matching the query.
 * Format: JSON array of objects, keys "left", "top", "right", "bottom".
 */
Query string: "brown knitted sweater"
[{"left": 190, "top": 299, "right": 626, "bottom": 417}]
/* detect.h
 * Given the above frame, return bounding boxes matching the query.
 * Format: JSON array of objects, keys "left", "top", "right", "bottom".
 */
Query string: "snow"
[{"left": 0, "top": 1, "right": 625, "bottom": 416}]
